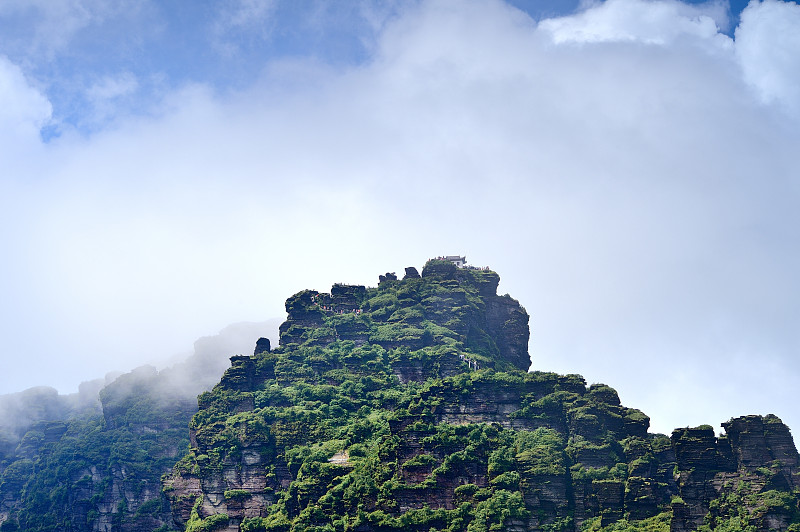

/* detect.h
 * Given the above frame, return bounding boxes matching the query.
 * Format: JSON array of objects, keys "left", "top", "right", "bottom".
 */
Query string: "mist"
[{"left": 0, "top": 319, "right": 280, "bottom": 456}]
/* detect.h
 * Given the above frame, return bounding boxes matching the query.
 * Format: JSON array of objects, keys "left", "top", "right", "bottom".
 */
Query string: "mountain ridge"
[
  {"left": 162, "top": 259, "right": 800, "bottom": 532},
  {"left": 0, "top": 260, "right": 796, "bottom": 531}
]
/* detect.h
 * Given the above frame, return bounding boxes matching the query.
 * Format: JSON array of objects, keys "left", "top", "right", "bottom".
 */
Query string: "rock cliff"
[
  {"left": 0, "top": 261, "right": 794, "bottom": 531},
  {"left": 0, "top": 366, "right": 193, "bottom": 531},
  {"left": 0, "top": 322, "right": 279, "bottom": 532},
  {"left": 163, "top": 260, "right": 800, "bottom": 532}
]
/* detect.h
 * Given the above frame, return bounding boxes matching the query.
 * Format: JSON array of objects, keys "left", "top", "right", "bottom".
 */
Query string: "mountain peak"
[{"left": 276, "top": 260, "right": 530, "bottom": 378}]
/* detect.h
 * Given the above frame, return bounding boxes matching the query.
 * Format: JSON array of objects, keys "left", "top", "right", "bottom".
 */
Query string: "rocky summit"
[{"left": 160, "top": 259, "right": 800, "bottom": 532}]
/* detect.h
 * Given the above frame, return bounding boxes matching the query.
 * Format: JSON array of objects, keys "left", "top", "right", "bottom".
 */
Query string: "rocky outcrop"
[
  {"left": 484, "top": 294, "right": 530, "bottom": 371},
  {"left": 163, "top": 262, "right": 800, "bottom": 532},
  {"left": 277, "top": 264, "right": 530, "bottom": 374},
  {"left": 278, "top": 290, "right": 326, "bottom": 347},
  {"left": 254, "top": 337, "right": 271, "bottom": 354},
  {"left": 403, "top": 267, "right": 420, "bottom": 279},
  {"left": 669, "top": 417, "right": 800, "bottom": 530},
  {"left": 723, "top": 415, "right": 800, "bottom": 481},
  {"left": 331, "top": 283, "right": 367, "bottom": 310},
  {"left": 379, "top": 272, "right": 398, "bottom": 284},
  {"left": 421, "top": 259, "right": 458, "bottom": 279}
]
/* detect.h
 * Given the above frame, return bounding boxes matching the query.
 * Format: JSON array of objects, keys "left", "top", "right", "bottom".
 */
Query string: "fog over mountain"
[{"left": 0, "top": 320, "right": 280, "bottom": 454}]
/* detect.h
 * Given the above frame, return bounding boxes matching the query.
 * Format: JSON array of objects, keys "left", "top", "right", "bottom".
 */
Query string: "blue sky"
[
  {"left": 1, "top": 0, "right": 800, "bottom": 436},
  {"left": 0, "top": 0, "right": 753, "bottom": 137}
]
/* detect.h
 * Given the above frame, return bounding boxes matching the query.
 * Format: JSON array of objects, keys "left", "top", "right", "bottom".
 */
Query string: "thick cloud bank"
[
  {"left": 0, "top": 0, "right": 799, "bottom": 435},
  {"left": 736, "top": 0, "right": 800, "bottom": 108}
]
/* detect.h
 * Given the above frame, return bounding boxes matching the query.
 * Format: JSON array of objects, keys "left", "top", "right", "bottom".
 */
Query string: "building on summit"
[{"left": 436, "top": 255, "right": 466, "bottom": 267}]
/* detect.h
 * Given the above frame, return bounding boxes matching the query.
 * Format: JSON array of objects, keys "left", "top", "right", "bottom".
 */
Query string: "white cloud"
[
  {"left": 86, "top": 72, "right": 139, "bottom": 101},
  {"left": 80, "top": 72, "right": 140, "bottom": 127},
  {"left": 0, "top": 55, "right": 51, "bottom": 155},
  {"left": 212, "top": 0, "right": 277, "bottom": 56},
  {"left": 540, "top": 0, "right": 730, "bottom": 46},
  {"left": 736, "top": 0, "right": 800, "bottom": 110},
  {"left": 217, "top": 0, "right": 276, "bottom": 31},
  {"left": 0, "top": 0, "right": 149, "bottom": 58},
  {"left": 1, "top": 0, "right": 800, "bottom": 438},
  {"left": 0, "top": 0, "right": 92, "bottom": 56}
]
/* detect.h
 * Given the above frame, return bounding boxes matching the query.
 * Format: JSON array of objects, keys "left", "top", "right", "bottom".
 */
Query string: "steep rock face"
[
  {"left": 723, "top": 415, "right": 800, "bottom": 479},
  {"left": 484, "top": 295, "right": 530, "bottom": 372},
  {"left": 669, "top": 419, "right": 800, "bottom": 531},
  {"left": 163, "top": 261, "right": 800, "bottom": 532},
  {"left": 277, "top": 261, "right": 530, "bottom": 374},
  {"left": 403, "top": 267, "right": 420, "bottom": 279},
  {"left": 167, "top": 370, "right": 653, "bottom": 532},
  {"left": 0, "top": 367, "right": 194, "bottom": 532},
  {"left": 254, "top": 337, "right": 271, "bottom": 355}
]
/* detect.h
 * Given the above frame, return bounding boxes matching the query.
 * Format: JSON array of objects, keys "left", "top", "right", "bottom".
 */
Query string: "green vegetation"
[
  {"left": 698, "top": 485, "right": 800, "bottom": 531},
  {"left": 3, "top": 260, "right": 799, "bottom": 532},
  {"left": 0, "top": 368, "right": 193, "bottom": 531},
  {"left": 165, "top": 261, "right": 694, "bottom": 531},
  {"left": 581, "top": 512, "right": 671, "bottom": 531}
]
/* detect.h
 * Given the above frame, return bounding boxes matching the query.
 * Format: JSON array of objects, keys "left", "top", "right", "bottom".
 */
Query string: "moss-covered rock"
[
  {"left": 163, "top": 262, "right": 797, "bottom": 532},
  {"left": 3, "top": 261, "right": 797, "bottom": 532}
]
